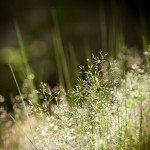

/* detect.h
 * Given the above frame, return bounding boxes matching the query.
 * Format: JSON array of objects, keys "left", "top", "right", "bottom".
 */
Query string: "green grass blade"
[{"left": 9, "top": 64, "right": 38, "bottom": 149}]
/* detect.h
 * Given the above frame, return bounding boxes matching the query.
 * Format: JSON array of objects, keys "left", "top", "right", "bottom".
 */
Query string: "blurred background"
[{"left": 0, "top": 0, "right": 150, "bottom": 111}]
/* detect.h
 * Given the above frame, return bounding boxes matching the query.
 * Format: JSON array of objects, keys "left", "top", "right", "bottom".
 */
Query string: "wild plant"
[{"left": 31, "top": 52, "right": 150, "bottom": 149}]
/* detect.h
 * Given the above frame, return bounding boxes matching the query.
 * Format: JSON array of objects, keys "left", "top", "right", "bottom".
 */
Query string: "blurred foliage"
[
  {"left": 0, "top": 1, "right": 150, "bottom": 148},
  {"left": 0, "top": 0, "right": 150, "bottom": 113}
]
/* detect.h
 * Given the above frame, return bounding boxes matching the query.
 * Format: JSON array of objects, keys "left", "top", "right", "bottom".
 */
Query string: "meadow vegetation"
[
  {"left": 0, "top": 47, "right": 150, "bottom": 149},
  {"left": 0, "top": 5, "right": 150, "bottom": 150}
]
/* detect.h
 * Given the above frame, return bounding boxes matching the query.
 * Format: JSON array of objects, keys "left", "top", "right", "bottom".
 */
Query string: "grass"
[
  {"left": 29, "top": 52, "right": 149, "bottom": 150},
  {"left": 0, "top": 6, "right": 150, "bottom": 150},
  {"left": 0, "top": 45, "right": 150, "bottom": 150},
  {"left": 1, "top": 50, "right": 149, "bottom": 149}
]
